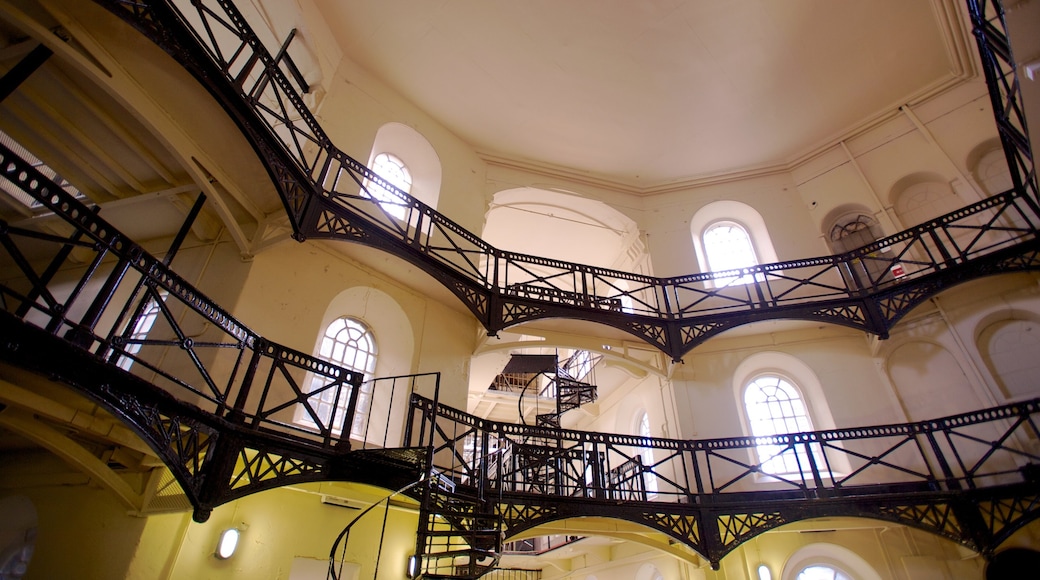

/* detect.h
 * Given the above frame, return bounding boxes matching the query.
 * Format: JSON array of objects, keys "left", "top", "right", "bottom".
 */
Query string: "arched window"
[
  {"left": 366, "top": 152, "right": 412, "bottom": 220},
  {"left": 703, "top": 221, "right": 758, "bottom": 286},
  {"left": 827, "top": 212, "right": 891, "bottom": 287},
  {"left": 116, "top": 290, "right": 169, "bottom": 371},
  {"left": 690, "top": 200, "right": 779, "bottom": 288},
  {"left": 797, "top": 565, "right": 853, "bottom": 580},
  {"left": 304, "top": 317, "right": 377, "bottom": 438},
  {"left": 637, "top": 411, "right": 658, "bottom": 497},
  {"left": 744, "top": 374, "right": 816, "bottom": 475}
]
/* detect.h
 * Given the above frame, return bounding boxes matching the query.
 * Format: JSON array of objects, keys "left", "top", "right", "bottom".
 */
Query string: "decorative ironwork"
[
  {"left": 641, "top": 512, "right": 701, "bottom": 546},
  {"left": 407, "top": 394, "right": 1040, "bottom": 567},
  {"left": 497, "top": 503, "right": 560, "bottom": 536},
  {"left": 94, "top": 0, "right": 1040, "bottom": 363},
  {"left": 717, "top": 511, "right": 786, "bottom": 549},
  {"left": 3, "top": 0, "right": 1039, "bottom": 576},
  {"left": 979, "top": 493, "right": 1040, "bottom": 543}
]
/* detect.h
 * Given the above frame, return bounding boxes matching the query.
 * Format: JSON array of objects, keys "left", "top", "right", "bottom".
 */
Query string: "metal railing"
[
  {"left": 0, "top": 139, "right": 363, "bottom": 450},
  {"left": 96, "top": 0, "right": 1040, "bottom": 358},
  {"left": 407, "top": 394, "right": 1040, "bottom": 503}
]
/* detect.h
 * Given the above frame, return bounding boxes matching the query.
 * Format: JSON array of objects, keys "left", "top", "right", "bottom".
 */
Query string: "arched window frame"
[
  {"left": 732, "top": 352, "right": 848, "bottom": 482},
  {"left": 636, "top": 410, "right": 658, "bottom": 498},
  {"left": 743, "top": 373, "right": 818, "bottom": 476},
  {"left": 365, "top": 122, "right": 442, "bottom": 229},
  {"left": 795, "top": 565, "right": 853, "bottom": 580},
  {"left": 702, "top": 219, "right": 759, "bottom": 286},
  {"left": 690, "top": 200, "right": 779, "bottom": 289},
  {"left": 781, "top": 543, "right": 882, "bottom": 580},
  {"left": 295, "top": 316, "right": 377, "bottom": 439},
  {"left": 366, "top": 152, "right": 412, "bottom": 220}
]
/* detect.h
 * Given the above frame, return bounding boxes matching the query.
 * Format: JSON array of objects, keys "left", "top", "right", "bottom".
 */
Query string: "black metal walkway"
[{"left": 0, "top": 0, "right": 1037, "bottom": 577}]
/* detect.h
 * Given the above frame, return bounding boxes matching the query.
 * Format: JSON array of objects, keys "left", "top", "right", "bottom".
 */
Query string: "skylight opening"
[{"left": 0, "top": 129, "right": 85, "bottom": 210}]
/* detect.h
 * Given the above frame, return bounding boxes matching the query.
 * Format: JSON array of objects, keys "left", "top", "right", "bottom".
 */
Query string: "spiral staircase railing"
[{"left": 0, "top": 0, "right": 1036, "bottom": 576}]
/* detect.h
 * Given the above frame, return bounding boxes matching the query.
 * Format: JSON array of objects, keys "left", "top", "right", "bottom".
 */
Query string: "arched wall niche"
[
  {"left": 967, "top": 138, "right": 1013, "bottom": 196},
  {"left": 888, "top": 172, "right": 964, "bottom": 229},
  {"left": 484, "top": 187, "right": 645, "bottom": 272},
  {"left": 974, "top": 309, "right": 1040, "bottom": 402},
  {"left": 884, "top": 339, "right": 981, "bottom": 421},
  {"left": 780, "top": 542, "right": 882, "bottom": 580},
  {"left": 368, "top": 122, "right": 442, "bottom": 211}
]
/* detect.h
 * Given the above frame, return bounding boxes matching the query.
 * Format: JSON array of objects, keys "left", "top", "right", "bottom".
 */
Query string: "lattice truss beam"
[{"left": 90, "top": 0, "right": 1040, "bottom": 363}]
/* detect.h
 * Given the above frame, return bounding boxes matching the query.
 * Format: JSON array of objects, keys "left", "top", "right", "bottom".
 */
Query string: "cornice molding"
[{"left": 478, "top": 0, "right": 981, "bottom": 197}]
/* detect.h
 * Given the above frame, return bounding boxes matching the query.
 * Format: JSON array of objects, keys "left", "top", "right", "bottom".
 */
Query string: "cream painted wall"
[
  {"left": 10, "top": 484, "right": 147, "bottom": 580},
  {"left": 305, "top": 23, "right": 489, "bottom": 237},
  {"left": 125, "top": 485, "right": 419, "bottom": 580},
  {"left": 228, "top": 240, "right": 477, "bottom": 410}
]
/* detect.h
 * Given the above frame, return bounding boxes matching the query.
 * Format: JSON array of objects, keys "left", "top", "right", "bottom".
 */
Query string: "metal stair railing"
[{"left": 94, "top": 0, "right": 1040, "bottom": 362}]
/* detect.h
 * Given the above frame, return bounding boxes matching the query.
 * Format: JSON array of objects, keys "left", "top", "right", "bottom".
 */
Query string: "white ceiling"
[{"left": 314, "top": 0, "right": 959, "bottom": 186}]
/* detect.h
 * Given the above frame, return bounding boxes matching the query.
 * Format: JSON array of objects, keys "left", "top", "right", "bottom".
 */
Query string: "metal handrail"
[
  {"left": 95, "top": 0, "right": 1040, "bottom": 359},
  {"left": 0, "top": 138, "right": 363, "bottom": 450},
  {"left": 408, "top": 393, "right": 1040, "bottom": 502}
]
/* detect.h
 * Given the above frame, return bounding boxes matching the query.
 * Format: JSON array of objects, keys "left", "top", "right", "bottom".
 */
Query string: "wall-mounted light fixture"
[
  {"left": 215, "top": 527, "right": 241, "bottom": 560},
  {"left": 406, "top": 555, "right": 420, "bottom": 578},
  {"left": 757, "top": 563, "right": 772, "bottom": 580}
]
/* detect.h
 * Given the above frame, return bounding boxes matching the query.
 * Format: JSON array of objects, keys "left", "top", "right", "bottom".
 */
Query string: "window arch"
[
  {"left": 781, "top": 543, "right": 882, "bottom": 580},
  {"left": 796, "top": 565, "right": 853, "bottom": 580},
  {"left": 690, "top": 200, "right": 779, "bottom": 287},
  {"left": 637, "top": 410, "right": 658, "bottom": 497},
  {"left": 366, "top": 152, "right": 412, "bottom": 220},
  {"left": 366, "top": 122, "right": 442, "bottom": 218},
  {"left": 301, "top": 316, "right": 377, "bottom": 438},
  {"left": 825, "top": 210, "right": 890, "bottom": 286},
  {"left": 703, "top": 221, "right": 758, "bottom": 286},
  {"left": 977, "top": 313, "right": 1040, "bottom": 401},
  {"left": 743, "top": 374, "right": 816, "bottom": 475},
  {"left": 891, "top": 178, "right": 962, "bottom": 228},
  {"left": 971, "top": 143, "right": 1013, "bottom": 196}
]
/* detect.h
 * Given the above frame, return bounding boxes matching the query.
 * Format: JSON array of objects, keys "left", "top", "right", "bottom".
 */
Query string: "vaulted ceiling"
[{"left": 314, "top": 0, "right": 970, "bottom": 187}]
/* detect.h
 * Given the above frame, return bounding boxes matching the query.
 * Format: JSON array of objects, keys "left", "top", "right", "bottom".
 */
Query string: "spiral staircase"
[{"left": 0, "top": 0, "right": 1038, "bottom": 577}]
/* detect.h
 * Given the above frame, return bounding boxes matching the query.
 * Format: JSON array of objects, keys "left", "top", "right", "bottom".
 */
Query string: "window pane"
[
  {"left": 300, "top": 317, "right": 377, "bottom": 439},
  {"left": 745, "top": 375, "right": 821, "bottom": 476},
  {"left": 366, "top": 153, "right": 412, "bottom": 220},
  {"left": 704, "top": 222, "right": 757, "bottom": 285}
]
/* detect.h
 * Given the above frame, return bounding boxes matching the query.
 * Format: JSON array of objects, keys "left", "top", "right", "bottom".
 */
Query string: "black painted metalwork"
[
  {"left": 406, "top": 393, "right": 1040, "bottom": 569},
  {"left": 92, "top": 0, "right": 1040, "bottom": 363},
  {"left": 968, "top": 0, "right": 1037, "bottom": 209},
  {"left": 1, "top": 0, "right": 1037, "bottom": 576},
  {"left": 0, "top": 140, "right": 402, "bottom": 520},
  {"left": 0, "top": 43, "right": 52, "bottom": 103}
]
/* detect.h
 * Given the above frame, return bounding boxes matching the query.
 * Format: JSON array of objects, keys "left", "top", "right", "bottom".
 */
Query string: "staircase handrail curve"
[
  {"left": 327, "top": 477, "right": 427, "bottom": 580},
  {"left": 96, "top": 0, "right": 1040, "bottom": 335},
  {"left": 410, "top": 393, "right": 1040, "bottom": 497},
  {"left": 0, "top": 137, "right": 365, "bottom": 447}
]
